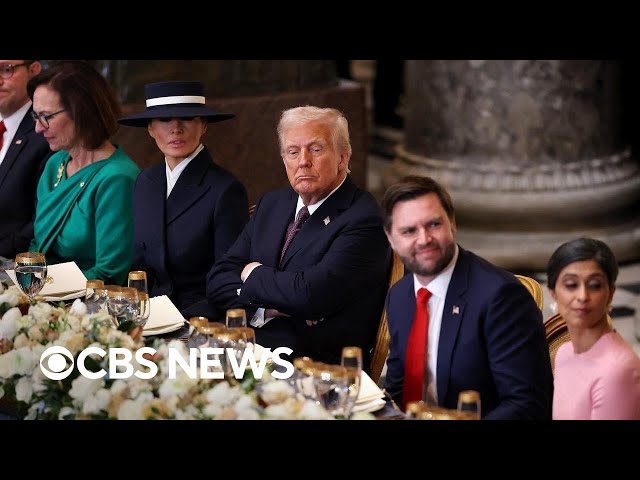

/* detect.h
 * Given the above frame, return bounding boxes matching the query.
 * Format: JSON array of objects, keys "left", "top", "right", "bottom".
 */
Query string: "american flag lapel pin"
[
  {"left": 323, "top": 216, "right": 330, "bottom": 225},
  {"left": 15, "top": 140, "right": 22, "bottom": 145},
  {"left": 452, "top": 305, "right": 460, "bottom": 315}
]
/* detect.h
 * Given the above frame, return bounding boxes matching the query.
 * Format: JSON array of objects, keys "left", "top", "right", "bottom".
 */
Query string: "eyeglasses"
[
  {"left": 31, "top": 109, "right": 67, "bottom": 129},
  {"left": 0, "top": 62, "right": 30, "bottom": 79}
]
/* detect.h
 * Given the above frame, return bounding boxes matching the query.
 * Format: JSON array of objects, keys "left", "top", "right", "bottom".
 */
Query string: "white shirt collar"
[
  {"left": 413, "top": 243, "right": 459, "bottom": 299},
  {"left": 165, "top": 143, "right": 204, "bottom": 199},
  {"left": 0, "top": 101, "right": 32, "bottom": 162},
  {"left": 295, "top": 174, "right": 347, "bottom": 217}
]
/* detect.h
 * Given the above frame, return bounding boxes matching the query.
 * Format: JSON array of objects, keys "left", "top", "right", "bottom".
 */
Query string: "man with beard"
[{"left": 381, "top": 175, "right": 552, "bottom": 419}]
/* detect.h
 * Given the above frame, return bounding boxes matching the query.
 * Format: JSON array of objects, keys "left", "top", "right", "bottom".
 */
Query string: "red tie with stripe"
[
  {"left": 0, "top": 120, "right": 6, "bottom": 152},
  {"left": 403, "top": 287, "right": 431, "bottom": 410}
]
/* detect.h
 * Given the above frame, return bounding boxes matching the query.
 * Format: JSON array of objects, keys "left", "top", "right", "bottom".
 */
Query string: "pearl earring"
[{"left": 550, "top": 301, "right": 558, "bottom": 315}]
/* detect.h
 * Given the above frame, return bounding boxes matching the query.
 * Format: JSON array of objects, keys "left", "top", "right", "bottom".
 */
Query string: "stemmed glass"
[
  {"left": 312, "top": 363, "right": 351, "bottom": 418},
  {"left": 85, "top": 279, "right": 105, "bottom": 313},
  {"left": 106, "top": 286, "right": 138, "bottom": 327},
  {"left": 127, "top": 271, "right": 147, "bottom": 294},
  {"left": 137, "top": 292, "right": 150, "bottom": 327},
  {"left": 457, "top": 390, "right": 481, "bottom": 420},
  {"left": 14, "top": 252, "right": 47, "bottom": 302},
  {"left": 341, "top": 346, "right": 362, "bottom": 419},
  {"left": 225, "top": 308, "right": 247, "bottom": 328}
]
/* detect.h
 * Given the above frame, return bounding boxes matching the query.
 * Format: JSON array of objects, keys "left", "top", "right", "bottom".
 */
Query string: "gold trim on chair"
[
  {"left": 370, "top": 251, "right": 405, "bottom": 385},
  {"left": 545, "top": 313, "right": 571, "bottom": 374},
  {"left": 515, "top": 274, "right": 544, "bottom": 311}
]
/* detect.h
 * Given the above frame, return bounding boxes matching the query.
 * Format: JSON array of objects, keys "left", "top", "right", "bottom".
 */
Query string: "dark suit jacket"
[
  {"left": 384, "top": 247, "right": 553, "bottom": 419},
  {"left": 206, "top": 176, "right": 391, "bottom": 367},
  {"left": 132, "top": 147, "right": 248, "bottom": 314},
  {"left": 0, "top": 107, "right": 52, "bottom": 257}
]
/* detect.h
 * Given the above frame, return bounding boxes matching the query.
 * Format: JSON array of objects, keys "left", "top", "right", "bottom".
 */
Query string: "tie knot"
[
  {"left": 295, "top": 206, "right": 310, "bottom": 226},
  {"left": 417, "top": 287, "right": 431, "bottom": 303},
  {"left": 0, "top": 120, "right": 6, "bottom": 135}
]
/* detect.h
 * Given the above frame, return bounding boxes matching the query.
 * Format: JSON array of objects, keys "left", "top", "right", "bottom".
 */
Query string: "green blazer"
[{"left": 30, "top": 146, "right": 140, "bottom": 285}]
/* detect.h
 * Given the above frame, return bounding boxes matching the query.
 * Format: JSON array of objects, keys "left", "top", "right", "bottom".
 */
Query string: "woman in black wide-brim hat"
[{"left": 118, "top": 81, "right": 248, "bottom": 318}]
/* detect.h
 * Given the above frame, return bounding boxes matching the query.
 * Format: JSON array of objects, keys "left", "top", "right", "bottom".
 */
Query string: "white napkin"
[
  {"left": 7, "top": 261, "right": 87, "bottom": 301},
  {"left": 356, "top": 370, "right": 386, "bottom": 404},
  {"left": 143, "top": 295, "right": 185, "bottom": 331}
]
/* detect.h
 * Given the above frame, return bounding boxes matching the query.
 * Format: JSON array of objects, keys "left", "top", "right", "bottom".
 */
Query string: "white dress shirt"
[
  {"left": 165, "top": 143, "right": 204, "bottom": 198},
  {"left": 412, "top": 243, "right": 459, "bottom": 404},
  {"left": 0, "top": 101, "right": 31, "bottom": 166}
]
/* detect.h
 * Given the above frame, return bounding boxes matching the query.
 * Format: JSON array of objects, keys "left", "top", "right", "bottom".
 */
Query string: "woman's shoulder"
[{"left": 100, "top": 147, "right": 140, "bottom": 177}]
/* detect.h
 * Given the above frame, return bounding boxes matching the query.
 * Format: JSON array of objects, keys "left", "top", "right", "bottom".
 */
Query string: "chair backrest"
[
  {"left": 369, "top": 251, "right": 405, "bottom": 385},
  {"left": 544, "top": 313, "right": 571, "bottom": 374},
  {"left": 249, "top": 204, "right": 256, "bottom": 217},
  {"left": 515, "top": 274, "right": 544, "bottom": 311}
]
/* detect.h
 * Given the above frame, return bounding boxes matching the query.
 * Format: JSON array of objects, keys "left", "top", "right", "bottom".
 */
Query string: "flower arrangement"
[{"left": 0, "top": 282, "right": 336, "bottom": 420}]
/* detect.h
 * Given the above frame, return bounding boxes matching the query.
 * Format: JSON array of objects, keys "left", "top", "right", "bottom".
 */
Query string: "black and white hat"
[{"left": 117, "top": 80, "right": 234, "bottom": 127}]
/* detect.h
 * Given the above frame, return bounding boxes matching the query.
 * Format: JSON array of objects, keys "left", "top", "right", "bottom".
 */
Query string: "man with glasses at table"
[{"left": 0, "top": 60, "right": 52, "bottom": 263}]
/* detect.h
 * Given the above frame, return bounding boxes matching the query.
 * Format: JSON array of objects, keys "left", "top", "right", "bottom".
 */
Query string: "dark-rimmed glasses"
[
  {"left": 31, "top": 109, "right": 67, "bottom": 129},
  {"left": 0, "top": 62, "right": 31, "bottom": 79}
]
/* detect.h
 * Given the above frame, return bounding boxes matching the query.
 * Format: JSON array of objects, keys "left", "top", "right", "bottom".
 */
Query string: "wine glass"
[
  {"left": 312, "top": 363, "right": 351, "bottom": 418},
  {"left": 127, "top": 271, "right": 148, "bottom": 294},
  {"left": 225, "top": 308, "right": 247, "bottom": 328},
  {"left": 341, "top": 346, "right": 362, "bottom": 419},
  {"left": 14, "top": 252, "right": 47, "bottom": 302},
  {"left": 106, "top": 286, "right": 138, "bottom": 327},
  {"left": 136, "top": 292, "right": 150, "bottom": 327},
  {"left": 85, "top": 279, "right": 105, "bottom": 313},
  {"left": 457, "top": 390, "right": 481, "bottom": 419}
]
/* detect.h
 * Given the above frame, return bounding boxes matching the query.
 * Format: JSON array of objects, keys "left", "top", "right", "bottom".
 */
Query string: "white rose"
[
  {"left": 0, "top": 288, "right": 22, "bottom": 307},
  {"left": 82, "top": 388, "right": 112, "bottom": 416},
  {"left": 258, "top": 380, "right": 295, "bottom": 405},
  {"left": 117, "top": 392, "right": 153, "bottom": 420},
  {"left": 68, "top": 299, "right": 87, "bottom": 316},
  {"left": 205, "top": 381, "right": 241, "bottom": 406},
  {"left": 15, "top": 376, "right": 33, "bottom": 403},
  {"left": 58, "top": 407, "right": 76, "bottom": 420},
  {"left": 0, "top": 307, "right": 22, "bottom": 340},
  {"left": 69, "top": 376, "right": 104, "bottom": 403},
  {"left": 298, "top": 399, "right": 333, "bottom": 420}
]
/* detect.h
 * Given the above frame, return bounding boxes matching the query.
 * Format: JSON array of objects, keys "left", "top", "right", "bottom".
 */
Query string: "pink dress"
[{"left": 553, "top": 331, "right": 640, "bottom": 420}]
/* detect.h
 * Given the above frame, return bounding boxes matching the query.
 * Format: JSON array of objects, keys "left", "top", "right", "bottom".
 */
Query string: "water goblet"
[
  {"left": 225, "top": 308, "right": 247, "bottom": 328},
  {"left": 14, "top": 252, "right": 47, "bottom": 302},
  {"left": 341, "top": 346, "right": 362, "bottom": 419},
  {"left": 136, "top": 292, "right": 150, "bottom": 328},
  {"left": 127, "top": 270, "right": 148, "bottom": 294},
  {"left": 457, "top": 390, "right": 481, "bottom": 419},
  {"left": 107, "top": 286, "right": 138, "bottom": 327},
  {"left": 312, "top": 363, "right": 351, "bottom": 418},
  {"left": 85, "top": 279, "right": 105, "bottom": 313}
]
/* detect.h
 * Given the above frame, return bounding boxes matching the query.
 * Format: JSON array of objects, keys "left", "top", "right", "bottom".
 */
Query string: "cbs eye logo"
[{"left": 39, "top": 346, "right": 75, "bottom": 380}]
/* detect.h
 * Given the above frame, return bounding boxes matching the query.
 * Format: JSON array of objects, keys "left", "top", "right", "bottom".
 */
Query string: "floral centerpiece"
[{"left": 0, "top": 282, "right": 341, "bottom": 420}]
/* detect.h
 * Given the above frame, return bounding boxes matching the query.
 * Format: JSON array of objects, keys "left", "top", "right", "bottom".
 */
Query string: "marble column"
[
  {"left": 388, "top": 60, "right": 640, "bottom": 270},
  {"left": 105, "top": 60, "right": 367, "bottom": 206}
]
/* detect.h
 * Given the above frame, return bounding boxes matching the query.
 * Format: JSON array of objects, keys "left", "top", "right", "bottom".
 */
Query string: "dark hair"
[
  {"left": 546, "top": 237, "right": 619, "bottom": 290},
  {"left": 381, "top": 175, "right": 455, "bottom": 231},
  {"left": 27, "top": 60, "right": 121, "bottom": 150}
]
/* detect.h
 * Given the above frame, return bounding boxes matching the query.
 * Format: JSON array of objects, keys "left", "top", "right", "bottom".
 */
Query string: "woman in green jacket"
[{"left": 27, "top": 61, "right": 139, "bottom": 285}]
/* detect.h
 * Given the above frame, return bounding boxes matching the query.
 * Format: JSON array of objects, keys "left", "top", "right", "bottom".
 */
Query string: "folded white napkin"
[
  {"left": 356, "top": 370, "right": 386, "bottom": 404},
  {"left": 143, "top": 295, "right": 185, "bottom": 331}
]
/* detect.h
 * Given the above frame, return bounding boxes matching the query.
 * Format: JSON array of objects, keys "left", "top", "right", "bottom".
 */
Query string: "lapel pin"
[
  {"left": 323, "top": 216, "right": 330, "bottom": 225},
  {"left": 15, "top": 139, "right": 23, "bottom": 145},
  {"left": 452, "top": 305, "right": 460, "bottom": 315}
]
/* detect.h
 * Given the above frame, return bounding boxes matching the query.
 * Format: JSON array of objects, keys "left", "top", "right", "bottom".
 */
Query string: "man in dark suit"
[
  {"left": 118, "top": 81, "right": 248, "bottom": 314},
  {"left": 382, "top": 175, "right": 552, "bottom": 419},
  {"left": 0, "top": 60, "right": 52, "bottom": 258},
  {"left": 207, "top": 106, "right": 391, "bottom": 367}
]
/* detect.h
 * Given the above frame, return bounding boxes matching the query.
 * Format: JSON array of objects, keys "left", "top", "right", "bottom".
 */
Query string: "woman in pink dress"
[{"left": 548, "top": 237, "right": 640, "bottom": 420}]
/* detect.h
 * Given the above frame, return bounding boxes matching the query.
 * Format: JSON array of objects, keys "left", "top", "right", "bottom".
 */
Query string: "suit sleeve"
[
  {"left": 212, "top": 179, "right": 249, "bottom": 260},
  {"left": 131, "top": 174, "right": 154, "bottom": 290},
  {"left": 238, "top": 210, "right": 389, "bottom": 318},
  {"left": 483, "top": 282, "right": 553, "bottom": 419},
  {"left": 206, "top": 195, "right": 261, "bottom": 312}
]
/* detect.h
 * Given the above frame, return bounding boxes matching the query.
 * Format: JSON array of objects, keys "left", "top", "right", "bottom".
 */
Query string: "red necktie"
[
  {"left": 403, "top": 287, "right": 432, "bottom": 410},
  {"left": 0, "top": 120, "right": 6, "bottom": 152}
]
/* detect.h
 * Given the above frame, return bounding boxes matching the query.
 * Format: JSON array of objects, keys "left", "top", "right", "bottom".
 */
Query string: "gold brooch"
[{"left": 54, "top": 162, "right": 64, "bottom": 188}]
